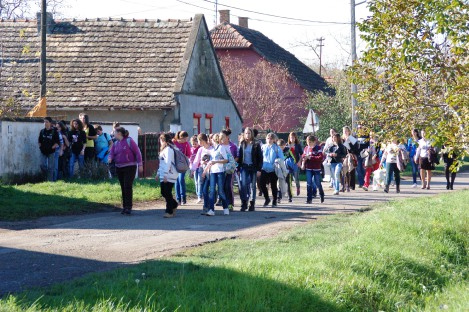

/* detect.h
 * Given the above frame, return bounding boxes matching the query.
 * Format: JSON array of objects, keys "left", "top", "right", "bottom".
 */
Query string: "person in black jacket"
[
  {"left": 237, "top": 127, "right": 263, "bottom": 211},
  {"left": 38, "top": 117, "right": 60, "bottom": 181},
  {"left": 442, "top": 146, "right": 458, "bottom": 190},
  {"left": 68, "top": 119, "right": 87, "bottom": 178},
  {"left": 325, "top": 134, "right": 347, "bottom": 195}
]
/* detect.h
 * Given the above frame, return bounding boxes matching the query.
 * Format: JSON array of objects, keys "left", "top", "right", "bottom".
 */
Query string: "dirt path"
[{"left": 1, "top": 173, "right": 468, "bottom": 296}]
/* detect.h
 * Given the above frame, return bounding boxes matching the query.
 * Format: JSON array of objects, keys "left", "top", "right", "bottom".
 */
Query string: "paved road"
[{"left": 1, "top": 173, "right": 468, "bottom": 296}]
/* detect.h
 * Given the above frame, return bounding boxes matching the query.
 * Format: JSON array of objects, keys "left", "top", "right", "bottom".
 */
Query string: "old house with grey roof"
[
  {"left": 0, "top": 14, "right": 242, "bottom": 136},
  {"left": 210, "top": 10, "right": 332, "bottom": 133}
]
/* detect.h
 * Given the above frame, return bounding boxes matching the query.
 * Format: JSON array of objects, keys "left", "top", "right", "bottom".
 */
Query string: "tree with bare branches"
[
  {"left": 0, "top": 0, "right": 64, "bottom": 19},
  {"left": 219, "top": 55, "right": 306, "bottom": 132}
]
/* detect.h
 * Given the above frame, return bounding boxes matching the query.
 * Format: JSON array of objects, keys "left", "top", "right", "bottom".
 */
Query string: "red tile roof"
[
  {"left": 210, "top": 23, "right": 252, "bottom": 49},
  {"left": 210, "top": 23, "right": 333, "bottom": 94}
]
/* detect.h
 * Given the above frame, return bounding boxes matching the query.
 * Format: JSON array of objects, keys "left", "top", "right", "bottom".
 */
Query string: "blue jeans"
[
  {"left": 410, "top": 159, "right": 419, "bottom": 184},
  {"left": 330, "top": 163, "right": 343, "bottom": 192},
  {"left": 53, "top": 148, "right": 60, "bottom": 181},
  {"left": 306, "top": 170, "right": 323, "bottom": 201},
  {"left": 194, "top": 168, "right": 203, "bottom": 198},
  {"left": 202, "top": 174, "right": 210, "bottom": 209},
  {"left": 40, "top": 153, "right": 55, "bottom": 181},
  {"left": 69, "top": 153, "right": 84, "bottom": 178},
  {"left": 356, "top": 157, "right": 365, "bottom": 186},
  {"left": 209, "top": 172, "right": 227, "bottom": 210},
  {"left": 176, "top": 172, "right": 186, "bottom": 202},
  {"left": 239, "top": 166, "right": 257, "bottom": 202},
  {"left": 224, "top": 173, "right": 234, "bottom": 206}
]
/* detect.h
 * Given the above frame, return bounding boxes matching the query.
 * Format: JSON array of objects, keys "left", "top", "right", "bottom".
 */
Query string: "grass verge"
[
  {"left": 0, "top": 177, "right": 195, "bottom": 221},
  {"left": 1, "top": 191, "right": 467, "bottom": 311}
]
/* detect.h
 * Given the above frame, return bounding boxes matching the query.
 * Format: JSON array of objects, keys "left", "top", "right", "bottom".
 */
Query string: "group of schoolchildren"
[
  {"left": 38, "top": 117, "right": 461, "bottom": 218},
  {"left": 155, "top": 128, "right": 326, "bottom": 218},
  {"left": 38, "top": 114, "right": 128, "bottom": 181}
]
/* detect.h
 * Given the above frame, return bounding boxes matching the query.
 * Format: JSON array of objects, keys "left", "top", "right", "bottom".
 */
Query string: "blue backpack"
[{"left": 285, "top": 154, "right": 298, "bottom": 174}]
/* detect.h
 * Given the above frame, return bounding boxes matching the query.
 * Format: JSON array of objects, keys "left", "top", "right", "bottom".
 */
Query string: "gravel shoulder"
[{"left": 1, "top": 172, "right": 468, "bottom": 296}]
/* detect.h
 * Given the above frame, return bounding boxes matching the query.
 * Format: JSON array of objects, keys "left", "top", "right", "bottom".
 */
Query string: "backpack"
[
  {"left": 284, "top": 154, "right": 298, "bottom": 174},
  {"left": 170, "top": 145, "right": 190, "bottom": 173},
  {"left": 224, "top": 151, "right": 237, "bottom": 174}
]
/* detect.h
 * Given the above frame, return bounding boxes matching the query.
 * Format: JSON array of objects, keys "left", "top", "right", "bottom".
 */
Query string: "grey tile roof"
[
  {"left": 211, "top": 23, "right": 333, "bottom": 94},
  {"left": 0, "top": 17, "right": 195, "bottom": 110}
]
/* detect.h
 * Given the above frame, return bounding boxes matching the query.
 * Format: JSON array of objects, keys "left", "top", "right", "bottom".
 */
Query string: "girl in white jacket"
[{"left": 157, "top": 133, "right": 179, "bottom": 218}]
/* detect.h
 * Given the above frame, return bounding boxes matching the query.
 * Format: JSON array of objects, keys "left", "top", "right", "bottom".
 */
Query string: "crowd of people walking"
[{"left": 37, "top": 115, "right": 461, "bottom": 218}]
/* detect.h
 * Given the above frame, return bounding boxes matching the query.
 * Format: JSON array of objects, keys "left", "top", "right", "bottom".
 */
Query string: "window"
[
  {"left": 205, "top": 113, "right": 213, "bottom": 134},
  {"left": 225, "top": 116, "right": 230, "bottom": 129},
  {"left": 193, "top": 113, "right": 201, "bottom": 135}
]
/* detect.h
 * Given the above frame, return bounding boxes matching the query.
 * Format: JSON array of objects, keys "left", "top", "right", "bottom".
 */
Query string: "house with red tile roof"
[{"left": 210, "top": 10, "right": 333, "bottom": 132}]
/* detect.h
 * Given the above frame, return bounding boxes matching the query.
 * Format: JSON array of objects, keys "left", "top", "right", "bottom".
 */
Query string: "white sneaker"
[
  {"left": 412, "top": 183, "right": 417, "bottom": 188},
  {"left": 196, "top": 197, "right": 202, "bottom": 204},
  {"left": 223, "top": 208, "right": 230, "bottom": 215},
  {"left": 206, "top": 210, "right": 215, "bottom": 216},
  {"left": 333, "top": 190, "right": 339, "bottom": 195}
]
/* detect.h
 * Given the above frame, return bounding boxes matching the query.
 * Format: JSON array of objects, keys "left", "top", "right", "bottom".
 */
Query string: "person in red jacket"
[{"left": 302, "top": 135, "right": 325, "bottom": 204}]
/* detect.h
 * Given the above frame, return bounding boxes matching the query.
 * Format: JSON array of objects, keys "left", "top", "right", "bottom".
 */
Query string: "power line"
[
  {"left": 197, "top": 0, "right": 351, "bottom": 25},
  {"left": 175, "top": 0, "right": 334, "bottom": 27}
]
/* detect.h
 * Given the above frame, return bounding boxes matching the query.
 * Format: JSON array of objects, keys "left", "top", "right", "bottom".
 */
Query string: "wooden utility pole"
[
  {"left": 40, "top": 0, "right": 47, "bottom": 98},
  {"left": 317, "top": 37, "right": 325, "bottom": 76}
]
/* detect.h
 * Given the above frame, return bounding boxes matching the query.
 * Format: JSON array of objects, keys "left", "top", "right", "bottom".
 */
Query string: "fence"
[{"left": 138, "top": 133, "right": 160, "bottom": 178}]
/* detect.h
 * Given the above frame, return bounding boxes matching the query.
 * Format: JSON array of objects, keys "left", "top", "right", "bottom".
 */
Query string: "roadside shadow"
[
  {"left": 11, "top": 258, "right": 346, "bottom": 312},
  {"left": 0, "top": 247, "right": 122, "bottom": 298}
]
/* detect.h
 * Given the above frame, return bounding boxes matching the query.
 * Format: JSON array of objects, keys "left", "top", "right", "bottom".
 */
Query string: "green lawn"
[
  {"left": 0, "top": 177, "right": 195, "bottom": 221},
  {"left": 2, "top": 191, "right": 467, "bottom": 311}
]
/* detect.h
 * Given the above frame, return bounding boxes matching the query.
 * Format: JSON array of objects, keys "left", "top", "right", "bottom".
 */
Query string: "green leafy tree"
[
  {"left": 306, "top": 69, "right": 352, "bottom": 141},
  {"left": 349, "top": 0, "right": 469, "bottom": 161}
]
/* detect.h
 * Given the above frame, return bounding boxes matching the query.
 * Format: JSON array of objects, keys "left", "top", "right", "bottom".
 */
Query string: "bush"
[{"left": 76, "top": 161, "right": 110, "bottom": 181}]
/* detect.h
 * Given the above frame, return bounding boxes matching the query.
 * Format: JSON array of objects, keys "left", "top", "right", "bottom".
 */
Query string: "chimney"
[
  {"left": 238, "top": 17, "right": 249, "bottom": 28},
  {"left": 36, "top": 12, "right": 54, "bottom": 35},
  {"left": 219, "top": 10, "right": 230, "bottom": 24}
]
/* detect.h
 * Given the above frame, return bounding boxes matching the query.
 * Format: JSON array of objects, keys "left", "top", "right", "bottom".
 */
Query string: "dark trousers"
[
  {"left": 260, "top": 170, "right": 278, "bottom": 202},
  {"left": 349, "top": 168, "right": 356, "bottom": 190},
  {"left": 224, "top": 173, "right": 234, "bottom": 206},
  {"left": 356, "top": 157, "right": 365, "bottom": 186},
  {"left": 445, "top": 160, "right": 456, "bottom": 187},
  {"left": 116, "top": 165, "right": 136, "bottom": 210},
  {"left": 386, "top": 163, "right": 400, "bottom": 187},
  {"left": 161, "top": 181, "right": 178, "bottom": 214},
  {"left": 84, "top": 146, "right": 95, "bottom": 163}
]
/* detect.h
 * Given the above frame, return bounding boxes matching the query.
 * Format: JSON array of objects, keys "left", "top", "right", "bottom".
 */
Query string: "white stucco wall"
[
  {"left": 49, "top": 110, "right": 171, "bottom": 134},
  {"left": 0, "top": 119, "right": 43, "bottom": 177},
  {"left": 0, "top": 119, "right": 140, "bottom": 178}
]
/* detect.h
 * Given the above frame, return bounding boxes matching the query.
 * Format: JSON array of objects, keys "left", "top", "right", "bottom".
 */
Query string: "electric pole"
[
  {"left": 40, "top": 0, "right": 47, "bottom": 98},
  {"left": 317, "top": 37, "right": 325, "bottom": 76},
  {"left": 214, "top": 0, "right": 218, "bottom": 26},
  {"left": 350, "top": 0, "right": 366, "bottom": 131},
  {"left": 350, "top": 0, "right": 357, "bottom": 131}
]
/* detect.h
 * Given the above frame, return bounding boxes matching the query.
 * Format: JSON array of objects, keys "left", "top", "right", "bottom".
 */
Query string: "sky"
[{"left": 56, "top": 0, "right": 370, "bottom": 71}]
